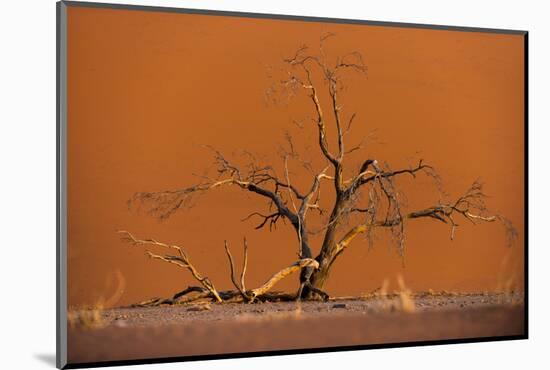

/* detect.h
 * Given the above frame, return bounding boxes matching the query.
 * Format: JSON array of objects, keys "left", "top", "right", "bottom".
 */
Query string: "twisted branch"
[
  {"left": 224, "top": 240, "right": 251, "bottom": 302},
  {"left": 250, "top": 258, "right": 319, "bottom": 299},
  {"left": 118, "top": 230, "right": 223, "bottom": 302},
  {"left": 336, "top": 180, "right": 517, "bottom": 256}
]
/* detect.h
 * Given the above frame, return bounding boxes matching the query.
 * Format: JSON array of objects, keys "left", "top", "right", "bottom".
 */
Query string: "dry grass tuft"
[
  {"left": 68, "top": 303, "right": 106, "bottom": 330},
  {"left": 366, "top": 276, "right": 417, "bottom": 313},
  {"left": 396, "top": 275, "right": 416, "bottom": 313}
]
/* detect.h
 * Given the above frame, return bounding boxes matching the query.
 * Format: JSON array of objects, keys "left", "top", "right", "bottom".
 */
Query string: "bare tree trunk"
[
  {"left": 300, "top": 195, "right": 348, "bottom": 299},
  {"left": 308, "top": 259, "right": 333, "bottom": 291},
  {"left": 304, "top": 244, "right": 340, "bottom": 298}
]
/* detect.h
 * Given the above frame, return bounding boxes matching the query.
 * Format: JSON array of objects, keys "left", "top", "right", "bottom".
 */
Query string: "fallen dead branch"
[
  {"left": 119, "top": 231, "right": 324, "bottom": 306},
  {"left": 250, "top": 258, "right": 319, "bottom": 300},
  {"left": 118, "top": 230, "right": 223, "bottom": 302}
]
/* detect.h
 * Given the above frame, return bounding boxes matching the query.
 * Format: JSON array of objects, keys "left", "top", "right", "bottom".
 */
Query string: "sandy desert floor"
[{"left": 67, "top": 292, "right": 525, "bottom": 366}]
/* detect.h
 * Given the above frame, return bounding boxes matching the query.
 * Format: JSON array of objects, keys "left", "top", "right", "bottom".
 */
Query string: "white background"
[{"left": 1, "top": 0, "right": 547, "bottom": 369}]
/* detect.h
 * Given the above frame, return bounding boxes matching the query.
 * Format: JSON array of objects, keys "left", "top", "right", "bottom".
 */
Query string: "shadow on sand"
[{"left": 34, "top": 353, "right": 56, "bottom": 367}]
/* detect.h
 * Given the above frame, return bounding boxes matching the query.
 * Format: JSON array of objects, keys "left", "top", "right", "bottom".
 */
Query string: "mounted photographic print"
[{"left": 56, "top": 1, "right": 528, "bottom": 368}]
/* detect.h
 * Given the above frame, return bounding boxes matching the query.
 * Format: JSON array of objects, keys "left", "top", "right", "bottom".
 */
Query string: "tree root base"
[{"left": 126, "top": 286, "right": 327, "bottom": 308}]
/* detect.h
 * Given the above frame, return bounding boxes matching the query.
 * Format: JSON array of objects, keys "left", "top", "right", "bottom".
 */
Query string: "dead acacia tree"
[{"left": 122, "top": 34, "right": 516, "bottom": 303}]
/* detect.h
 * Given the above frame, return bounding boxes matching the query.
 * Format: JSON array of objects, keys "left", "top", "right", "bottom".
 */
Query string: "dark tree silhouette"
[{"left": 120, "top": 35, "right": 516, "bottom": 304}]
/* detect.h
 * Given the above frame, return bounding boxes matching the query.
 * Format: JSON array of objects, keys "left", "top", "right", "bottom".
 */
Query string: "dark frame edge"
[
  {"left": 56, "top": 1, "right": 68, "bottom": 369},
  {"left": 523, "top": 32, "right": 529, "bottom": 339},
  {"left": 61, "top": 0, "right": 527, "bottom": 35},
  {"left": 64, "top": 334, "right": 527, "bottom": 369}
]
